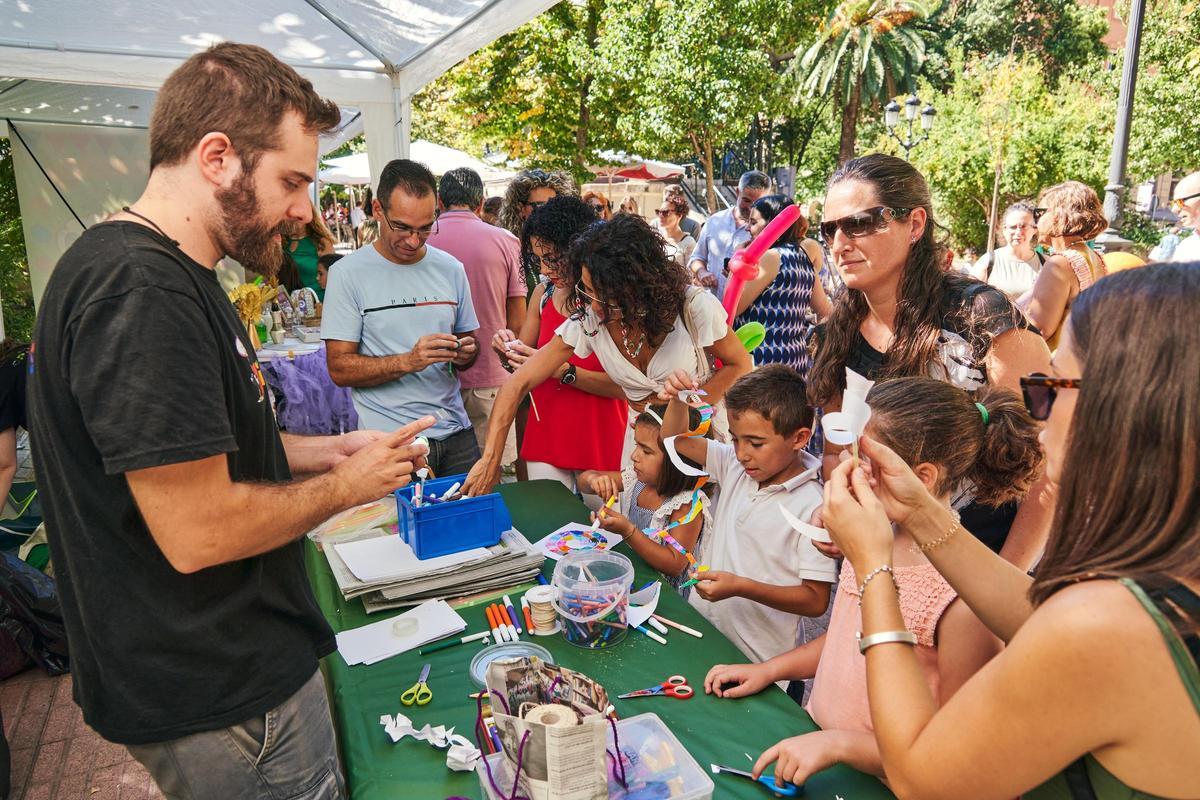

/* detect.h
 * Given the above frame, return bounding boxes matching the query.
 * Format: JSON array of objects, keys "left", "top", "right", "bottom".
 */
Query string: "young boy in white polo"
[{"left": 662, "top": 364, "right": 835, "bottom": 668}]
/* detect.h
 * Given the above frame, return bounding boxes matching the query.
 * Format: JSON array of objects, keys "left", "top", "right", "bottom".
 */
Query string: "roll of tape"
[{"left": 524, "top": 703, "right": 577, "bottom": 728}]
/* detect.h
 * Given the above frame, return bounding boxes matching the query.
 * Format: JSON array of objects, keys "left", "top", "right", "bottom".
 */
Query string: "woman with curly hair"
[
  {"left": 809, "top": 154, "right": 1051, "bottom": 568},
  {"left": 1018, "top": 181, "right": 1108, "bottom": 349},
  {"left": 464, "top": 214, "right": 753, "bottom": 496},
  {"left": 490, "top": 197, "right": 626, "bottom": 503},
  {"left": 499, "top": 169, "right": 577, "bottom": 296},
  {"left": 655, "top": 192, "right": 696, "bottom": 267}
]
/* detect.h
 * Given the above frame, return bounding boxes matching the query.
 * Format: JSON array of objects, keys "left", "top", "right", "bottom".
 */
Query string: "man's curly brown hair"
[{"left": 568, "top": 215, "right": 690, "bottom": 347}]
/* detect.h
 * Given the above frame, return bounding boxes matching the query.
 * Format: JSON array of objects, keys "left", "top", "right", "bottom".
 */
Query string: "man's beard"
[{"left": 213, "top": 169, "right": 288, "bottom": 276}]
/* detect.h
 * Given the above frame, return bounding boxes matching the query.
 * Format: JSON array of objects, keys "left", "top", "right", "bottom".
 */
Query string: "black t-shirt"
[
  {"left": 0, "top": 346, "right": 29, "bottom": 432},
  {"left": 815, "top": 278, "right": 1032, "bottom": 552},
  {"left": 27, "top": 222, "right": 334, "bottom": 745}
]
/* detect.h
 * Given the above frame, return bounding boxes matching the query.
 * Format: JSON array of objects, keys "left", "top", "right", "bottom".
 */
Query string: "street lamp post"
[
  {"left": 885, "top": 94, "right": 936, "bottom": 160},
  {"left": 1095, "top": 0, "right": 1148, "bottom": 252}
]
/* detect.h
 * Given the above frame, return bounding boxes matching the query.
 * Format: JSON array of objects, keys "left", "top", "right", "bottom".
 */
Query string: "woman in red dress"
[{"left": 491, "top": 197, "right": 627, "bottom": 507}]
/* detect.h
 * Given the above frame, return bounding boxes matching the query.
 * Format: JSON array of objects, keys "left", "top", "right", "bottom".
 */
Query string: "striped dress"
[{"left": 734, "top": 242, "right": 816, "bottom": 376}]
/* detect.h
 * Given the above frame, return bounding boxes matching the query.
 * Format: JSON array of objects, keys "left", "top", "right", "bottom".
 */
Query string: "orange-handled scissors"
[{"left": 617, "top": 674, "right": 693, "bottom": 700}]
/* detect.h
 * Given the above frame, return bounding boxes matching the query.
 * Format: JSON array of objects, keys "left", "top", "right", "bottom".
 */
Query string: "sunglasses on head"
[
  {"left": 1020, "top": 373, "right": 1082, "bottom": 421},
  {"left": 1171, "top": 191, "right": 1200, "bottom": 212},
  {"left": 525, "top": 169, "right": 550, "bottom": 181},
  {"left": 1032, "top": 207, "right": 1048, "bottom": 222},
  {"left": 818, "top": 206, "right": 911, "bottom": 242}
]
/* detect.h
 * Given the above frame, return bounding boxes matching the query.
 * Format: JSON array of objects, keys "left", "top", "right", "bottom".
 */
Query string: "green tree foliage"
[
  {"left": 0, "top": 138, "right": 34, "bottom": 342},
  {"left": 1126, "top": 0, "right": 1200, "bottom": 179},
  {"left": 896, "top": 58, "right": 1113, "bottom": 249},
  {"left": 794, "top": 0, "right": 939, "bottom": 164}
]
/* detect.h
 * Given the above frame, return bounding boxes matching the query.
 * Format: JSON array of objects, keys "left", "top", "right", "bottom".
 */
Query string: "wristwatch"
[{"left": 559, "top": 364, "right": 577, "bottom": 386}]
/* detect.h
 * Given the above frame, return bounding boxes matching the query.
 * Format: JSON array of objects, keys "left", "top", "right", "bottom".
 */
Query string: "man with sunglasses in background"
[
  {"left": 688, "top": 170, "right": 771, "bottom": 299},
  {"left": 1168, "top": 171, "right": 1200, "bottom": 263},
  {"left": 323, "top": 159, "right": 483, "bottom": 476}
]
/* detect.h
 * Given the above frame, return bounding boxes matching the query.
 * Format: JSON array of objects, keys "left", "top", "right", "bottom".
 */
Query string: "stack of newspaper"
[{"left": 309, "top": 499, "right": 544, "bottom": 614}]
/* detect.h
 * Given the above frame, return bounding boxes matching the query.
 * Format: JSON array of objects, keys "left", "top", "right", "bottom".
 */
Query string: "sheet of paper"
[
  {"left": 335, "top": 599, "right": 466, "bottom": 666},
  {"left": 334, "top": 534, "right": 490, "bottom": 582},
  {"left": 535, "top": 522, "right": 624, "bottom": 562},
  {"left": 627, "top": 581, "right": 661, "bottom": 629}
]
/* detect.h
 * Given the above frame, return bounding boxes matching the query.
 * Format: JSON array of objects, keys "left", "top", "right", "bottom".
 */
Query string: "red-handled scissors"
[{"left": 617, "top": 674, "right": 694, "bottom": 700}]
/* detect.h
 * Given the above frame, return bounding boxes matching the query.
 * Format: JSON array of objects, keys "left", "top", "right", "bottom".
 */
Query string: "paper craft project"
[
  {"left": 379, "top": 712, "right": 481, "bottom": 772},
  {"left": 663, "top": 435, "right": 708, "bottom": 478},
  {"left": 336, "top": 599, "right": 466, "bottom": 666},
  {"left": 820, "top": 367, "right": 876, "bottom": 460},
  {"left": 779, "top": 505, "right": 832, "bottom": 544},
  {"left": 306, "top": 498, "right": 397, "bottom": 543},
  {"left": 626, "top": 582, "right": 661, "bottom": 630},
  {"left": 536, "top": 523, "right": 624, "bottom": 561}
]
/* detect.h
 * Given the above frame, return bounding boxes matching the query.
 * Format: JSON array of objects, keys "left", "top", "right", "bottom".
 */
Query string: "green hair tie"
[{"left": 975, "top": 402, "right": 990, "bottom": 427}]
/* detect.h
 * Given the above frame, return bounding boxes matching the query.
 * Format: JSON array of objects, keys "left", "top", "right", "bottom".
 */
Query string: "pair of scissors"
[
  {"left": 401, "top": 663, "right": 433, "bottom": 706},
  {"left": 710, "top": 764, "right": 800, "bottom": 797},
  {"left": 617, "top": 674, "right": 694, "bottom": 700}
]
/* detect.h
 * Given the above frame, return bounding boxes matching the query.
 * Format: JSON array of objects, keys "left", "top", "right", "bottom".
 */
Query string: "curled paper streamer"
[
  {"left": 663, "top": 435, "right": 708, "bottom": 477},
  {"left": 779, "top": 506, "right": 832, "bottom": 544},
  {"left": 822, "top": 368, "right": 876, "bottom": 446},
  {"left": 627, "top": 582, "right": 662, "bottom": 629},
  {"left": 379, "top": 712, "right": 481, "bottom": 771}
]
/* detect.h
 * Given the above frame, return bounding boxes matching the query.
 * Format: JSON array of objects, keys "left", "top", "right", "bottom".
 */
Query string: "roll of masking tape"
[{"left": 524, "top": 704, "right": 577, "bottom": 728}]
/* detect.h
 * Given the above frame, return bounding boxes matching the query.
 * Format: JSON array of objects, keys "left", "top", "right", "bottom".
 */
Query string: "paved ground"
[{"left": 0, "top": 668, "right": 162, "bottom": 800}]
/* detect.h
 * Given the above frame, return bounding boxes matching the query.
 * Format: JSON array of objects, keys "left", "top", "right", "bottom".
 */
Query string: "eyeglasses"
[
  {"left": 378, "top": 206, "right": 437, "bottom": 239},
  {"left": 1171, "top": 191, "right": 1200, "bottom": 212},
  {"left": 528, "top": 250, "right": 568, "bottom": 273},
  {"left": 1032, "top": 207, "right": 1048, "bottom": 222},
  {"left": 1020, "top": 373, "right": 1082, "bottom": 421},
  {"left": 818, "top": 206, "right": 911, "bottom": 242},
  {"left": 524, "top": 200, "right": 549, "bottom": 211},
  {"left": 586, "top": 202, "right": 607, "bottom": 212},
  {"left": 655, "top": 208, "right": 673, "bottom": 217},
  {"left": 574, "top": 281, "right": 620, "bottom": 310},
  {"left": 525, "top": 169, "right": 550, "bottom": 181}
]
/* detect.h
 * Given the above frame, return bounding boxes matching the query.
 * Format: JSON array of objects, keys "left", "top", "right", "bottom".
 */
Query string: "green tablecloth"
[{"left": 305, "top": 480, "right": 894, "bottom": 800}]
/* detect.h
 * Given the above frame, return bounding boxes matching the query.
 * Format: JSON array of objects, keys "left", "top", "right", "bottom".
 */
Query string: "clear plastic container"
[
  {"left": 477, "top": 712, "right": 713, "bottom": 800},
  {"left": 551, "top": 550, "right": 634, "bottom": 649}
]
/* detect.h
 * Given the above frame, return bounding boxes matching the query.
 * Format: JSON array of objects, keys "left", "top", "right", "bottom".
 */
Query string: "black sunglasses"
[
  {"left": 819, "top": 206, "right": 911, "bottom": 242},
  {"left": 1020, "top": 373, "right": 1082, "bottom": 421},
  {"left": 1032, "top": 207, "right": 1048, "bottom": 222}
]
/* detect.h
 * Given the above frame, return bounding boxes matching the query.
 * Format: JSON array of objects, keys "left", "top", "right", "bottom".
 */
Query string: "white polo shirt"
[{"left": 689, "top": 443, "right": 836, "bottom": 664}]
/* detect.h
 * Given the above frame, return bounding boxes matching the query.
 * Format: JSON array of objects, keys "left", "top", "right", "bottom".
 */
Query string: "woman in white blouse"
[
  {"left": 463, "top": 214, "right": 752, "bottom": 496},
  {"left": 970, "top": 202, "right": 1044, "bottom": 301}
]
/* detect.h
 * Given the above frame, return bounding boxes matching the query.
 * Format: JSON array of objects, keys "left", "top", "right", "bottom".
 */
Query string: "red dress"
[{"left": 520, "top": 294, "right": 626, "bottom": 471}]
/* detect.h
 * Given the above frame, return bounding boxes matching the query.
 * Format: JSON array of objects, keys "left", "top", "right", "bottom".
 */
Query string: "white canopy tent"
[
  {"left": 0, "top": 0, "right": 556, "bottom": 320},
  {"left": 320, "top": 142, "right": 515, "bottom": 187}
]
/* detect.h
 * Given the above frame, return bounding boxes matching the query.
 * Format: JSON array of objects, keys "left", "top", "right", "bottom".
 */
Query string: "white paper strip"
[
  {"left": 779, "top": 506, "right": 832, "bottom": 543},
  {"left": 663, "top": 435, "right": 708, "bottom": 477},
  {"left": 627, "top": 581, "right": 662, "bottom": 629}
]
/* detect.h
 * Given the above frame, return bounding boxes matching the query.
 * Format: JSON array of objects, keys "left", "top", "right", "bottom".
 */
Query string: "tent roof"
[
  {"left": 0, "top": 1, "right": 556, "bottom": 105},
  {"left": 319, "top": 143, "right": 515, "bottom": 185}
]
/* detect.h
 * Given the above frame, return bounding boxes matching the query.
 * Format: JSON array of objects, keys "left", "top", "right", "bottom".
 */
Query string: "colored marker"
[
  {"left": 442, "top": 481, "right": 462, "bottom": 500},
  {"left": 418, "top": 630, "right": 491, "bottom": 655},
  {"left": 503, "top": 594, "right": 523, "bottom": 635},
  {"left": 520, "top": 596, "right": 534, "bottom": 632},
  {"left": 634, "top": 624, "right": 667, "bottom": 645},
  {"left": 498, "top": 603, "right": 519, "bottom": 640},
  {"left": 651, "top": 613, "right": 703, "bottom": 638},
  {"left": 486, "top": 605, "right": 508, "bottom": 643},
  {"left": 536, "top": 573, "right": 550, "bottom": 586},
  {"left": 647, "top": 617, "right": 670, "bottom": 636}
]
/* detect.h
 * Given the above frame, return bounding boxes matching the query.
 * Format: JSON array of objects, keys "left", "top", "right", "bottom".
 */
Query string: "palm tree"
[{"left": 796, "top": 0, "right": 937, "bottom": 164}]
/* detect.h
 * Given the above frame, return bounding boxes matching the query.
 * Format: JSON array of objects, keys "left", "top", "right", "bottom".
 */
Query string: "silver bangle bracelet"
[{"left": 857, "top": 629, "right": 918, "bottom": 654}]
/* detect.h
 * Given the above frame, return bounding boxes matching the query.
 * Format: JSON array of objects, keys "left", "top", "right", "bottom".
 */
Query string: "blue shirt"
[
  {"left": 320, "top": 243, "right": 479, "bottom": 438},
  {"left": 690, "top": 208, "right": 752, "bottom": 300}
]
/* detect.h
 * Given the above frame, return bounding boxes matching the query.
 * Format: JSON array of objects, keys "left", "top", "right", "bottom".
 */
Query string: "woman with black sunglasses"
[
  {"left": 497, "top": 169, "right": 577, "bottom": 298},
  {"left": 797, "top": 262, "right": 1200, "bottom": 799},
  {"left": 809, "top": 154, "right": 1052, "bottom": 568}
]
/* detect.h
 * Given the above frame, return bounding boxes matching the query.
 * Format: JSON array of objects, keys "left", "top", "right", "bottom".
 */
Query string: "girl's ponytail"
[{"left": 968, "top": 386, "right": 1044, "bottom": 507}]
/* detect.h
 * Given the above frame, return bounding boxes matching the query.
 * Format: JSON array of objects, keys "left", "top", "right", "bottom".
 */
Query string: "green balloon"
[{"left": 736, "top": 322, "right": 766, "bottom": 352}]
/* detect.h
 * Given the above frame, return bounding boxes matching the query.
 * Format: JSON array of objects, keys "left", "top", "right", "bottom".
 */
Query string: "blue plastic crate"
[{"left": 394, "top": 473, "right": 513, "bottom": 559}]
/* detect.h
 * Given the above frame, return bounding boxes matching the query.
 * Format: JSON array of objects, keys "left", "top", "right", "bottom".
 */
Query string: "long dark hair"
[
  {"left": 808, "top": 154, "right": 1018, "bottom": 406},
  {"left": 868, "top": 378, "right": 1043, "bottom": 507},
  {"left": 520, "top": 196, "right": 597, "bottom": 301},
  {"left": 635, "top": 404, "right": 708, "bottom": 497},
  {"left": 1030, "top": 262, "right": 1200, "bottom": 605},
  {"left": 568, "top": 214, "right": 690, "bottom": 348},
  {"left": 751, "top": 195, "right": 802, "bottom": 248}
]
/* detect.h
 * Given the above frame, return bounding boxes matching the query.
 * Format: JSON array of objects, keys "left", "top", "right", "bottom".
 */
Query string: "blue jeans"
[
  {"left": 427, "top": 426, "right": 481, "bottom": 477},
  {"left": 127, "top": 670, "right": 345, "bottom": 800}
]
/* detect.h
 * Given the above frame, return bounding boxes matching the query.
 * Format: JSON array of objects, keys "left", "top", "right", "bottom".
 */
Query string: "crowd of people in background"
[{"left": 15, "top": 41, "right": 1199, "bottom": 800}]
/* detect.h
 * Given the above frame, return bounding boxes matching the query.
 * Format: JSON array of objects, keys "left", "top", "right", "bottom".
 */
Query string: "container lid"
[
  {"left": 552, "top": 550, "right": 634, "bottom": 590},
  {"left": 469, "top": 641, "right": 555, "bottom": 688}
]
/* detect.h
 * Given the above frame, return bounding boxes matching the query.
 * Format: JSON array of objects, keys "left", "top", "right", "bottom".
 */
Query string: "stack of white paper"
[{"left": 335, "top": 599, "right": 467, "bottom": 666}]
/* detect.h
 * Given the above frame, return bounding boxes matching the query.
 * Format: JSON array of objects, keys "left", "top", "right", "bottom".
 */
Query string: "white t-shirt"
[
  {"left": 688, "top": 444, "right": 836, "bottom": 666},
  {"left": 350, "top": 206, "right": 366, "bottom": 228},
  {"left": 1170, "top": 233, "right": 1200, "bottom": 263},
  {"left": 971, "top": 246, "right": 1042, "bottom": 301},
  {"left": 555, "top": 287, "right": 727, "bottom": 403}
]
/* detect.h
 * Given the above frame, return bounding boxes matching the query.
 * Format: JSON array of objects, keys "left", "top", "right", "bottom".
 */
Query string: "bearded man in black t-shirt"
[{"left": 27, "top": 44, "right": 434, "bottom": 800}]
